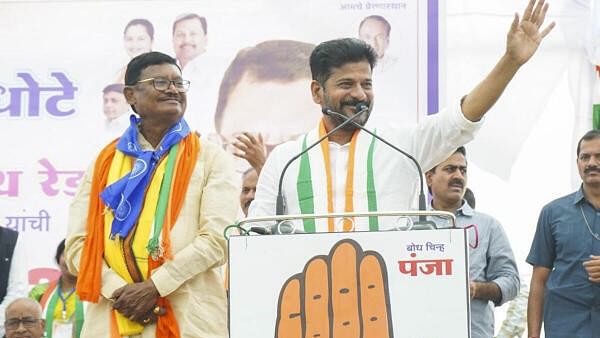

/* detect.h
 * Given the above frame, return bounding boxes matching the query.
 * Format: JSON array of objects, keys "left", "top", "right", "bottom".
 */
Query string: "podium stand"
[{"left": 228, "top": 211, "right": 471, "bottom": 338}]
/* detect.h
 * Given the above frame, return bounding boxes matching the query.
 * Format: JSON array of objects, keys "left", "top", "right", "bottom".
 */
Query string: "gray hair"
[{"left": 5, "top": 297, "right": 43, "bottom": 318}]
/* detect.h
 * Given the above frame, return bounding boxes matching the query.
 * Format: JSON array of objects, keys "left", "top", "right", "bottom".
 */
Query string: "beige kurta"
[{"left": 65, "top": 133, "right": 238, "bottom": 338}]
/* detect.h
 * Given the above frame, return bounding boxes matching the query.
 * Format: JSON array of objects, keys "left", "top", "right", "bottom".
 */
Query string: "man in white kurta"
[
  {"left": 66, "top": 52, "right": 238, "bottom": 338},
  {"left": 248, "top": 0, "right": 555, "bottom": 231},
  {"left": 250, "top": 101, "right": 480, "bottom": 232}
]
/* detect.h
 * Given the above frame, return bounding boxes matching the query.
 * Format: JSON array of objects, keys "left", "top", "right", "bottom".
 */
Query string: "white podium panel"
[{"left": 229, "top": 229, "right": 470, "bottom": 338}]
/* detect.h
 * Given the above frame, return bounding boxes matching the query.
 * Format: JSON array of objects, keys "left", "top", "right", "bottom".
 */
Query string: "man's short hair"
[
  {"left": 214, "top": 40, "right": 315, "bottom": 132},
  {"left": 359, "top": 15, "right": 392, "bottom": 38},
  {"left": 577, "top": 129, "right": 600, "bottom": 156},
  {"left": 124, "top": 18, "right": 155, "bottom": 40},
  {"left": 124, "top": 51, "right": 180, "bottom": 86},
  {"left": 54, "top": 239, "right": 65, "bottom": 265},
  {"left": 102, "top": 83, "right": 124, "bottom": 95},
  {"left": 309, "top": 38, "right": 377, "bottom": 85},
  {"left": 172, "top": 13, "right": 207, "bottom": 35}
]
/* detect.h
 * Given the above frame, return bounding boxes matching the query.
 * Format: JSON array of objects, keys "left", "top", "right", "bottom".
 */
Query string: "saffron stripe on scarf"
[
  {"left": 317, "top": 120, "right": 359, "bottom": 231},
  {"left": 296, "top": 121, "right": 378, "bottom": 232},
  {"left": 76, "top": 138, "right": 118, "bottom": 302},
  {"left": 318, "top": 121, "right": 336, "bottom": 232},
  {"left": 343, "top": 130, "right": 359, "bottom": 231}
]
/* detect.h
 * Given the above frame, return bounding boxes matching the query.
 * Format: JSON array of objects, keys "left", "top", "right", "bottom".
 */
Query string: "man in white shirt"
[
  {"left": 172, "top": 13, "right": 207, "bottom": 70},
  {"left": 4, "top": 298, "right": 45, "bottom": 338},
  {"left": 0, "top": 228, "right": 28, "bottom": 337},
  {"left": 102, "top": 84, "right": 131, "bottom": 139},
  {"left": 358, "top": 15, "right": 398, "bottom": 74},
  {"left": 249, "top": 0, "right": 555, "bottom": 232}
]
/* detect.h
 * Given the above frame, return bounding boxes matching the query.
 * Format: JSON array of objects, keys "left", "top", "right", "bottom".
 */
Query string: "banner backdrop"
[{"left": 0, "top": 0, "right": 435, "bottom": 284}]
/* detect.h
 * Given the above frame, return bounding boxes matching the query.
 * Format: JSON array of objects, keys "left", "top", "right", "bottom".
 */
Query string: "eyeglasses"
[
  {"left": 5, "top": 317, "right": 42, "bottom": 330},
  {"left": 135, "top": 77, "right": 190, "bottom": 92}
]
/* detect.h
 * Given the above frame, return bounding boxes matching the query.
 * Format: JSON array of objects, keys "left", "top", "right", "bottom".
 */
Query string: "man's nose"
[
  {"left": 15, "top": 321, "right": 28, "bottom": 332},
  {"left": 372, "top": 39, "right": 381, "bottom": 51},
  {"left": 350, "top": 85, "right": 367, "bottom": 101},
  {"left": 182, "top": 33, "right": 193, "bottom": 44},
  {"left": 164, "top": 81, "right": 179, "bottom": 93},
  {"left": 450, "top": 169, "right": 465, "bottom": 181}
]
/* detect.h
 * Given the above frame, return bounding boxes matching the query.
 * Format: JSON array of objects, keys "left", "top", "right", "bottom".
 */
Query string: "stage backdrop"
[{"left": 0, "top": 0, "right": 438, "bottom": 284}]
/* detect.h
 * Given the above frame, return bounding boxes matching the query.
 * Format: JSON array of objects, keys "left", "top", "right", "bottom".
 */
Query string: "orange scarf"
[
  {"left": 318, "top": 120, "right": 359, "bottom": 232},
  {"left": 76, "top": 133, "right": 199, "bottom": 338}
]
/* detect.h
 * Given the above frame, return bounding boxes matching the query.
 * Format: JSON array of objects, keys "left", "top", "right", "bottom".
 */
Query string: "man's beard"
[{"left": 324, "top": 95, "right": 371, "bottom": 131}]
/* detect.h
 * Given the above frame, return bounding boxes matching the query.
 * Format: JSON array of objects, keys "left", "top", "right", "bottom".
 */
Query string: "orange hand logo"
[{"left": 275, "top": 239, "right": 393, "bottom": 338}]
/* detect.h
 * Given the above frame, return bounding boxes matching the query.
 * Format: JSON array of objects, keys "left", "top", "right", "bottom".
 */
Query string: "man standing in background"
[
  {"left": 0, "top": 227, "right": 27, "bottom": 337},
  {"left": 427, "top": 147, "right": 519, "bottom": 338},
  {"left": 527, "top": 129, "right": 600, "bottom": 337}
]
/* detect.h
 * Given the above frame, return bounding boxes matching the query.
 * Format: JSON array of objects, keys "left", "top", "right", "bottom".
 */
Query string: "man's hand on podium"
[{"left": 275, "top": 239, "right": 393, "bottom": 338}]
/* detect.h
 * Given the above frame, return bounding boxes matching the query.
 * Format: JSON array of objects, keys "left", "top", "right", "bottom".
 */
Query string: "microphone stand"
[
  {"left": 324, "top": 107, "right": 435, "bottom": 229},
  {"left": 275, "top": 106, "right": 370, "bottom": 217}
]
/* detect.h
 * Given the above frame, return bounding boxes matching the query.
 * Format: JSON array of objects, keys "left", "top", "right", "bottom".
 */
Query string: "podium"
[{"left": 228, "top": 211, "right": 471, "bottom": 338}]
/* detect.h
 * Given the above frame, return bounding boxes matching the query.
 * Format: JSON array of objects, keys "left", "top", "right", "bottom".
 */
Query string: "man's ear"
[
  {"left": 310, "top": 80, "right": 323, "bottom": 105},
  {"left": 425, "top": 170, "right": 434, "bottom": 188},
  {"left": 123, "top": 86, "right": 136, "bottom": 105}
]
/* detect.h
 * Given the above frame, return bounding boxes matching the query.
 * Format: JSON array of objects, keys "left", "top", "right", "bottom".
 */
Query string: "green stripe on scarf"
[
  {"left": 147, "top": 144, "right": 179, "bottom": 257},
  {"left": 44, "top": 286, "right": 59, "bottom": 338},
  {"left": 297, "top": 132, "right": 378, "bottom": 231},
  {"left": 44, "top": 284, "right": 84, "bottom": 338},
  {"left": 297, "top": 136, "right": 316, "bottom": 232},
  {"left": 74, "top": 298, "right": 84, "bottom": 338},
  {"left": 367, "top": 131, "right": 379, "bottom": 230}
]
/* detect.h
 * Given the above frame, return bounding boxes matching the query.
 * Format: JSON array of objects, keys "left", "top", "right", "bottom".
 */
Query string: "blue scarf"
[{"left": 100, "top": 115, "right": 191, "bottom": 238}]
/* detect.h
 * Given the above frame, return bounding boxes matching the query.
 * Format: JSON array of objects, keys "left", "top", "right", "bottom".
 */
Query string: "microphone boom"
[
  {"left": 325, "top": 105, "right": 433, "bottom": 226},
  {"left": 275, "top": 105, "right": 369, "bottom": 217}
]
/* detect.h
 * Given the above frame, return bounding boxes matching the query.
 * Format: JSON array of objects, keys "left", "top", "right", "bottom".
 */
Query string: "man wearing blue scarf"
[{"left": 65, "top": 52, "right": 238, "bottom": 337}]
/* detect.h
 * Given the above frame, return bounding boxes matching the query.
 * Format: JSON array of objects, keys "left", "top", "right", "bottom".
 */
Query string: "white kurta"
[{"left": 248, "top": 101, "right": 481, "bottom": 232}]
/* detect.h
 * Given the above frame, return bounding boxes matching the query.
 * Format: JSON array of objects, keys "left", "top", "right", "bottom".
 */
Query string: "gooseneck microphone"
[
  {"left": 275, "top": 104, "right": 370, "bottom": 216},
  {"left": 323, "top": 105, "right": 433, "bottom": 227}
]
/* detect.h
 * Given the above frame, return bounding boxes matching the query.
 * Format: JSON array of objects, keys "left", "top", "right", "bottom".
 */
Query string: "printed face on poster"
[{"left": 0, "top": 0, "right": 437, "bottom": 281}]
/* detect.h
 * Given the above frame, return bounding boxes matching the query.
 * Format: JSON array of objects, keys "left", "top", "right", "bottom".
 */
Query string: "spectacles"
[
  {"left": 135, "top": 77, "right": 190, "bottom": 92},
  {"left": 5, "top": 317, "right": 42, "bottom": 330}
]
